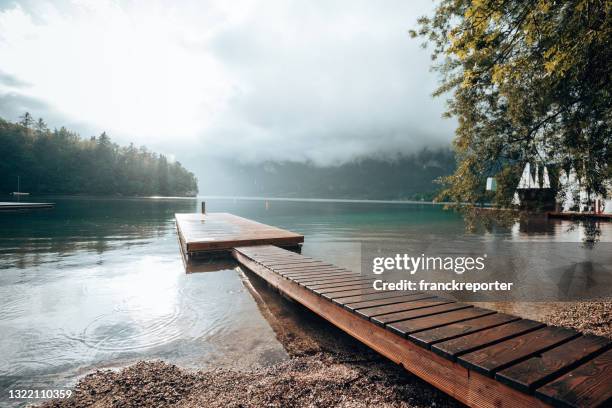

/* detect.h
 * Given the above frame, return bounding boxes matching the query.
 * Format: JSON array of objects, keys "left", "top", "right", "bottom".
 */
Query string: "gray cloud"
[
  {"left": 0, "top": 91, "right": 50, "bottom": 121},
  {"left": 193, "top": 0, "right": 455, "bottom": 166},
  {"left": 0, "top": 70, "right": 29, "bottom": 87},
  {"left": 0, "top": 91, "right": 98, "bottom": 136},
  {"left": 0, "top": 0, "right": 454, "bottom": 169}
]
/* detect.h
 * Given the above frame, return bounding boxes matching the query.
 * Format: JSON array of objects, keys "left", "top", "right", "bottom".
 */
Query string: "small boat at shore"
[{"left": 0, "top": 202, "right": 54, "bottom": 211}]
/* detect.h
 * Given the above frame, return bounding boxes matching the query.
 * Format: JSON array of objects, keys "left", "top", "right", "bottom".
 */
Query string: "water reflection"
[
  {"left": 0, "top": 196, "right": 610, "bottom": 407},
  {"left": 0, "top": 197, "right": 289, "bottom": 407},
  {"left": 0, "top": 197, "right": 196, "bottom": 269}
]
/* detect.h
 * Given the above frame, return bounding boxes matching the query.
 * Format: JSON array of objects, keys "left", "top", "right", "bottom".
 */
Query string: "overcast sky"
[{"left": 0, "top": 0, "right": 455, "bottom": 166}]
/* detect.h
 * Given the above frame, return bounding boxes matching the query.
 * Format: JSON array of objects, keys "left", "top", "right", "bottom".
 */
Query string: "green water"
[{"left": 0, "top": 196, "right": 610, "bottom": 406}]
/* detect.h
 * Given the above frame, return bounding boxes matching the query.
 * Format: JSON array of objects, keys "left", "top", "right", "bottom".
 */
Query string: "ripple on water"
[
  {"left": 75, "top": 304, "right": 188, "bottom": 352},
  {"left": 71, "top": 271, "right": 243, "bottom": 353},
  {"left": 0, "top": 287, "right": 30, "bottom": 321}
]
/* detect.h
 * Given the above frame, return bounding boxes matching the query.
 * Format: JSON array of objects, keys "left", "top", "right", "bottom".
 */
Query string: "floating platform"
[
  {"left": 233, "top": 245, "right": 611, "bottom": 408},
  {"left": 175, "top": 212, "right": 304, "bottom": 257},
  {"left": 0, "top": 202, "right": 55, "bottom": 211}
]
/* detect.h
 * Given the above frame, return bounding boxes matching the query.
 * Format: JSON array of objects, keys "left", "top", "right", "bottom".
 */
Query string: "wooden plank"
[
  {"left": 409, "top": 313, "right": 521, "bottom": 349},
  {"left": 272, "top": 262, "right": 333, "bottom": 271},
  {"left": 535, "top": 349, "right": 612, "bottom": 408},
  {"left": 343, "top": 293, "right": 432, "bottom": 312},
  {"left": 276, "top": 266, "right": 340, "bottom": 275},
  {"left": 286, "top": 270, "right": 356, "bottom": 279},
  {"left": 244, "top": 250, "right": 305, "bottom": 256},
  {"left": 356, "top": 298, "right": 455, "bottom": 320},
  {"left": 243, "top": 249, "right": 300, "bottom": 257},
  {"left": 181, "top": 229, "right": 300, "bottom": 239},
  {"left": 255, "top": 257, "right": 311, "bottom": 263},
  {"left": 288, "top": 273, "right": 359, "bottom": 282},
  {"left": 373, "top": 303, "right": 473, "bottom": 326},
  {"left": 281, "top": 267, "right": 350, "bottom": 276},
  {"left": 236, "top": 247, "right": 288, "bottom": 256},
  {"left": 299, "top": 275, "right": 373, "bottom": 286},
  {"left": 386, "top": 308, "right": 496, "bottom": 336},
  {"left": 321, "top": 287, "right": 389, "bottom": 300},
  {"left": 282, "top": 270, "right": 349, "bottom": 278},
  {"left": 458, "top": 327, "right": 580, "bottom": 377},
  {"left": 305, "top": 278, "right": 376, "bottom": 289},
  {"left": 281, "top": 266, "right": 350, "bottom": 274},
  {"left": 331, "top": 291, "right": 407, "bottom": 306},
  {"left": 495, "top": 335, "right": 611, "bottom": 393},
  {"left": 432, "top": 319, "right": 545, "bottom": 361},
  {"left": 292, "top": 276, "right": 362, "bottom": 285},
  {"left": 265, "top": 259, "right": 323, "bottom": 266},
  {"left": 252, "top": 256, "right": 312, "bottom": 262},
  {"left": 246, "top": 248, "right": 302, "bottom": 253},
  {"left": 233, "top": 247, "right": 549, "bottom": 408},
  {"left": 313, "top": 282, "right": 376, "bottom": 295}
]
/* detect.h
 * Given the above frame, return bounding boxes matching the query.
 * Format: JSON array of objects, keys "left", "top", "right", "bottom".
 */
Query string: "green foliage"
[
  {"left": 493, "top": 164, "right": 520, "bottom": 207},
  {"left": 0, "top": 115, "right": 198, "bottom": 196},
  {"left": 411, "top": 0, "right": 611, "bottom": 205}
]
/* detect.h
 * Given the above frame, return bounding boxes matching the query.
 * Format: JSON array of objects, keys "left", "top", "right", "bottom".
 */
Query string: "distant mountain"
[{"left": 199, "top": 148, "right": 455, "bottom": 200}]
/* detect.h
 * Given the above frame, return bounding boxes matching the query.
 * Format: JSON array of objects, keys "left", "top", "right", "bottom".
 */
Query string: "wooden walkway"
[
  {"left": 547, "top": 211, "right": 612, "bottom": 221},
  {"left": 175, "top": 212, "right": 611, "bottom": 407},
  {"left": 175, "top": 212, "right": 303, "bottom": 256},
  {"left": 232, "top": 245, "right": 611, "bottom": 408}
]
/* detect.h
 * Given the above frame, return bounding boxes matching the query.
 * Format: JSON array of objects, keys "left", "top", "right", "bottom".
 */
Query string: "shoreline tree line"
[{"left": 0, "top": 113, "right": 198, "bottom": 196}]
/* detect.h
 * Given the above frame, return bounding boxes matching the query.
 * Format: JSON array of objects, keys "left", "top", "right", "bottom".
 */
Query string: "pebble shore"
[{"left": 39, "top": 273, "right": 611, "bottom": 408}]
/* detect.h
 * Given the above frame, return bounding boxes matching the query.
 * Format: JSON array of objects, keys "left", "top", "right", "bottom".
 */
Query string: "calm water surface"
[{"left": 0, "top": 196, "right": 610, "bottom": 405}]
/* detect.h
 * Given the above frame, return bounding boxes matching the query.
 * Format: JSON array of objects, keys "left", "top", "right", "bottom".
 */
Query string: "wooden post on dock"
[{"left": 201, "top": 201, "right": 206, "bottom": 214}]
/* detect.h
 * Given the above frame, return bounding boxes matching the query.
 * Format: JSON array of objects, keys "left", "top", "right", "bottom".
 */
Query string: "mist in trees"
[
  {"left": 197, "top": 149, "right": 456, "bottom": 201},
  {"left": 0, "top": 115, "right": 198, "bottom": 196}
]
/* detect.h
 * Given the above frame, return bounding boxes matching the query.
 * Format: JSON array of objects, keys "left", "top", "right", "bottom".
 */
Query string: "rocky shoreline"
[
  {"left": 40, "top": 271, "right": 611, "bottom": 408},
  {"left": 40, "top": 352, "right": 461, "bottom": 408}
]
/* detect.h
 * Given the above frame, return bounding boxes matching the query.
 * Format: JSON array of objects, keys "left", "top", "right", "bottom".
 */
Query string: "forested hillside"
[
  {"left": 199, "top": 149, "right": 455, "bottom": 200},
  {"left": 0, "top": 114, "right": 198, "bottom": 196}
]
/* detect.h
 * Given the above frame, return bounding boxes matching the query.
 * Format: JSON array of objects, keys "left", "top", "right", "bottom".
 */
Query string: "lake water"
[{"left": 1, "top": 196, "right": 611, "bottom": 406}]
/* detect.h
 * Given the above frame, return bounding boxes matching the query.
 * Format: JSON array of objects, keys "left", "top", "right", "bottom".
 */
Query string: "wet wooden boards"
[
  {"left": 175, "top": 212, "right": 304, "bottom": 256},
  {"left": 232, "top": 244, "right": 612, "bottom": 408}
]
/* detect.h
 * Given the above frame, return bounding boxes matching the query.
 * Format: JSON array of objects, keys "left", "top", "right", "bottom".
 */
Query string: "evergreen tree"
[
  {"left": 35, "top": 118, "right": 47, "bottom": 133},
  {"left": 0, "top": 116, "right": 198, "bottom": 196},
  {"left": 19, "top": 112, "right": 33, "bottom": 129}
]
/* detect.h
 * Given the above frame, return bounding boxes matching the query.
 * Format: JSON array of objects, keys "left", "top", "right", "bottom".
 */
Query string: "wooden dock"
[
  {"left": 176, "top": 212, "right": 611, "bottom": 407},
  {"left": 547, "top": 211, "right": 612, "bottom": 221},
  {"left": 175, "top": 212, "right": 304, "bottom": 257},
  {"left": 0, "top": 201, "right": 55, "bottom": 211}
]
